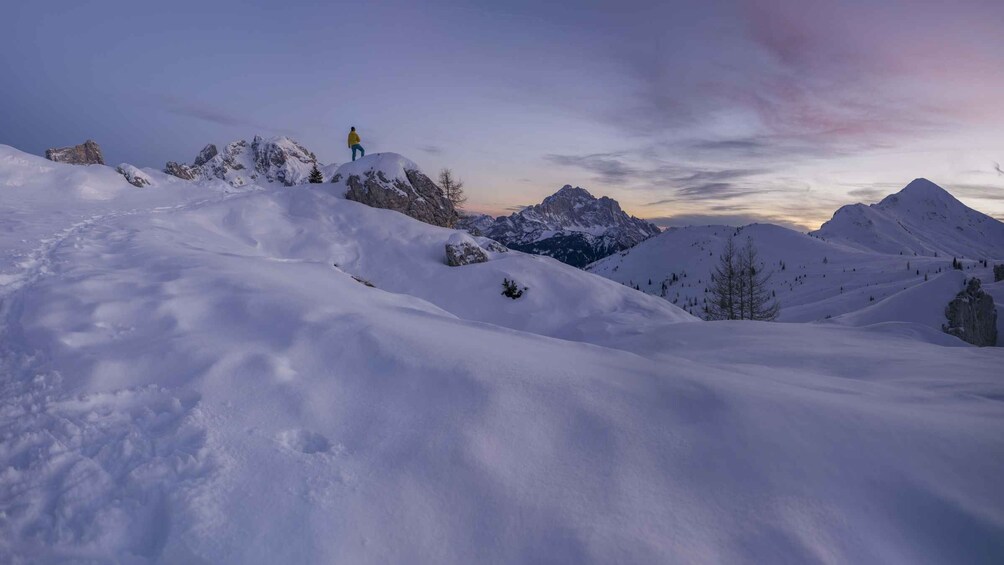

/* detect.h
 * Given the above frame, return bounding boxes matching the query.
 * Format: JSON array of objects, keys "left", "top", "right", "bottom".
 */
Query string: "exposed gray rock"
[
  {"left": 995, "top": 264, "right": 1004, "bottom": 282},
  {"left": 164, "top": 161, "right": 196, "bottom": 180},
  {"left": 193, "top": 144, "right": 218, "bottom": 167},
  {"left": 943, "top": 278, "right": 998, "bottom": 346},
  {"left": 115, "top": 163, "right": 152, "bottom": 187},
  {"left": 45, "top": 140, "right": 104, "bottom": 165},
  {"left": 445, "top": 233, "right": 489, "bottom": 266},
  {"left": 337, "top": 154, "right": 457, "bottom": 228}
]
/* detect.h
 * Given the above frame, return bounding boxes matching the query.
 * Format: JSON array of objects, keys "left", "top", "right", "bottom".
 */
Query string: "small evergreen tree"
[{"left": 308, "top": 164, "right": 323, "bottom": 184}]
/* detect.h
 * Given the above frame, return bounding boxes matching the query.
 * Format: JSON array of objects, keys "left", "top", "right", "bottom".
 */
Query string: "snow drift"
[{"left": 1, "top": 145, "right": 1003, "bottom": 564}]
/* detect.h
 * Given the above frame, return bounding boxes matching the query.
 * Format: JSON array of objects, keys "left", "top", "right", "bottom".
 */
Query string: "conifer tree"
[{"left": 308, "top": 164, "right": 323, "bottom": 184}]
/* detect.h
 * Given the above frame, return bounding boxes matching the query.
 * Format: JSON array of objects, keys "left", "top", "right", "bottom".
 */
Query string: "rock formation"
[
  {"left": 45, "top": 140, "right": 105, "bottom": 165},
  {"left": 333, "top": 153, "right": 457, "bottom": 228},
  {"left": 943, "top": 278, "right": 998, "bottom": 346}
]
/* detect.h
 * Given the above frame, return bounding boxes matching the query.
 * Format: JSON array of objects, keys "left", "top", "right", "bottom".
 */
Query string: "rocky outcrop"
[
  {"left": 334, "top": 153, "right": 457, "bottom": 228},
  {"left": 995, "top": 264, "right": 1004, "bottom": 282},
  {"left": 163, "top": 136, "right": 320, "bottom": 187},
  {"left": 45, "top": 140, "right": 105, "bottom": 165},
  {"left": 460, "top": 185, "right": 660, "bottom": 267},
  {"left": 116, "top": 164, "right": 152, "bottom": 187},
  {"left": 163, "top": 161, "right": 196, "bottom": 180},
  {"left": 943, "top": 278, "right": 998, "bottom": 346},
  {"left": 445, "top": 233, "right": 489, "bottom": 266},
  {"left": 193, "top": 144, "right": 218, "bottom": 167}
]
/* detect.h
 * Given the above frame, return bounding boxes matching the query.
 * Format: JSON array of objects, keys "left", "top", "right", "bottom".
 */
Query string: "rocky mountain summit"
[
  {"left": 461, "top": 185, "right": 660, "bottom": 267},
  {"left": 812, "top": 178, "right": 1004, "bottom": 259},
  {"left": 45, "top": 140, "right": 105, "bottom": 165},
  {"left": 163, "top": 135, "right": 320, "bottom": 187},
  {"left": 331, "top": 153, "right": 458, "bottom": 228}
]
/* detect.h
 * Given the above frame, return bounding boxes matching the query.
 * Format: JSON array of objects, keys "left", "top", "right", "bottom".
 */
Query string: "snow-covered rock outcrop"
[
  {"left": 444, "top": 232, "right": 489, "bottom": 266},
  {"left": 462, "top": 185, "right": 660, "bottom": 267},
  {"left": 943, "top": 277, "right": 999, "bottom": 346},
  {"left": 812, "top": 178, "right": 1004, "bottom": 259},
  {"left": 45, "top": 139, "right": 105, "bottom": 165},
  {"left": 115, "top": 163, "right": 152, "bottom": 187},
  {"left": 163, "top": 135, "right": 320, "bottom": 187},
  {"left": 331, "top": 152, "right": 457, "bottom": 227}
]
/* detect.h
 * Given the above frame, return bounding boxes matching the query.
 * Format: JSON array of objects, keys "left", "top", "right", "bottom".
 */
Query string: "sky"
[{"left": 1, "top": 0, "right": 1002, "bottom": 230}]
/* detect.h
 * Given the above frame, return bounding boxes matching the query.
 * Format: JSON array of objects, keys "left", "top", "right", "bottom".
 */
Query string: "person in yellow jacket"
[{"left": 347, "top": 127, "right": 365, "bottom": 161}]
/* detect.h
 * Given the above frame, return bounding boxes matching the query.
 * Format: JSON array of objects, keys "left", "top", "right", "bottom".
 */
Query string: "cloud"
[
  {"left": 846, "top": 187, "right": 889, "bottom": 202},
  {"left": 161, "top": 96, "right": 293, "bottom": 133},
  {"left": 418, "top": 145, "right": 443, "bottom": 155},
  {"left": 645, "top": 213, "right": 807, "bottom": 232},
  {"left": 544, "top": 153, "right": 636, "bottom": 184}
]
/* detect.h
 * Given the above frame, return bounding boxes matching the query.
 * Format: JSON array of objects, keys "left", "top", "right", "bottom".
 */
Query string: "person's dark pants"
[{"left": 351, "top": 144, "right": 365, "bottom": 161}]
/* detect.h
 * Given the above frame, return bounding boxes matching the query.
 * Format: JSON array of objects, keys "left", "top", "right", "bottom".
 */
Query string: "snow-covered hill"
[
  {"left": 462, "top": 185, "right": 660, "bottom": 267},
  {"left": 585, "top": 222, "right": 995, "bottom": 325},
  {"left": 164, "top": 135, "right": 322, "bottom": 187},
  {"left": 812, "top": 178, "right": 1004, "bottom": 259},
  {"left": 1, "top": 144, "right": 1003, "bottom": 563}
]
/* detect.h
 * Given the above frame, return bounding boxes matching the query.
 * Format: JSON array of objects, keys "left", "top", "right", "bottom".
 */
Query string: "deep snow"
[{"left": 1, "top": 146, "right": 1003, "bottom": 564}]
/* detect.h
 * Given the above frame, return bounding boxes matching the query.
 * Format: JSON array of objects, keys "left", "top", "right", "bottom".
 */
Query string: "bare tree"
[
  {"left": 706, "top": 234, "right": 779, "bottom": 321},
  {"left": 738, "top": 236, "right": 779, "bottom": 320},
  {"left": 707, "top": 234, "right": 739, "bottom": 320},
  {"left": 438, "top": 168, "right": 467, "bottom": 210}
]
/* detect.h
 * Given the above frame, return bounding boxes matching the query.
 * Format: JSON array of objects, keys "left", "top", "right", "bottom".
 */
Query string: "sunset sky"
[{"left": 2, "top": 0, "right": 1002, "bottom": 229}]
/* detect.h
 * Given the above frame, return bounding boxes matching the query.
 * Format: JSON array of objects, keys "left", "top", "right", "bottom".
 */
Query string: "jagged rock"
[
  {"left": 116, "top": 164, "right": 152, "bottom": 187},
  {"left": 193, "top": 144, "right": 218, "bottom": 167},
  {"left": 943, "top": 278, "right": 998, "bottom": 346},
  {"left": 45, "top": 140, "right": 104, "bottom": 165},
  {"left": 459, "top": 185, "right": 660, "bottom": 267},
  {"left": 445, "top": 233, "right": 489, "bottom": 266},
  {"left": 995, "top": 264, "right": 1004, "bottom": 282},
  {"left": 164, "top": 161, "right": 196, "bottom": 180},
  {"left": 335, "top": 153, "right": 457, "bottom": 228},
  {"left": 162, "top": 136, "right": 320, "bottom": 187}
]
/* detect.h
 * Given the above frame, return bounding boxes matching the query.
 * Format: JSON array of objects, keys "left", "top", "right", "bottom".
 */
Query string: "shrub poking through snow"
[{"left": 501, "top": 278, "right": 527, "bottom": 299}]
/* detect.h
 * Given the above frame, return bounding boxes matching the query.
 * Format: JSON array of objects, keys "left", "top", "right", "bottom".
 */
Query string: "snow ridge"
[{"left": 812, "top": 178, "right": 1004, "bottom": 258}]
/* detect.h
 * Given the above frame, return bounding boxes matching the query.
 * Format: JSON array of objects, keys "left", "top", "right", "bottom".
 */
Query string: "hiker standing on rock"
[{"left": 348, "top": 127, "right": 365, "bottom": 161}]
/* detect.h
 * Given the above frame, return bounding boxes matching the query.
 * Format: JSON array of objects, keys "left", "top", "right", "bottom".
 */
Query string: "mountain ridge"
[{"left": 460, "top": 184, "right": 661, "bottom": 267}]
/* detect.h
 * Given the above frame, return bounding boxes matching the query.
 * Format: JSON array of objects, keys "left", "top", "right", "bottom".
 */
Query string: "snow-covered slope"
[
  {"left": 2, "top": 145, "right": 1003, "bottom": 563},
  {"left": 463, "top": 185, "right": 661, "bottom": 267},
  {"left": 812, "top": 178, "right": 1004, "bottom": 259},
  {"left": 585, "top": 223, "right": 988, "bottom": 326},
  {"left": 164, "top": 135, "right": 322, "bottom": 187}
]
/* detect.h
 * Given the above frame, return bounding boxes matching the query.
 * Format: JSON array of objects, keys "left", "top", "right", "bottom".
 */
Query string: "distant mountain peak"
[
  {"left": 163, "top": 134, "right": 320, "bottom": 187},
  {"left": 812, "top": 179, "right": 1004, "bottom": 258},
  {"left": 880, "top": 178, "right": 956, "bottom": 207},
  {"left": 458, "top": 185, "right": 660, "bottom": 267}
]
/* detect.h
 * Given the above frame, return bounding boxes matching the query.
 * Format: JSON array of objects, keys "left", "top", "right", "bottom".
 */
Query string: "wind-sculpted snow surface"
[{"left": 1, "top": 146, "right": 1003, "bottom": 563}]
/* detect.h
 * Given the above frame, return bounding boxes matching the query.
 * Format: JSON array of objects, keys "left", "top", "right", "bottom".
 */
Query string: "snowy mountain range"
[
  {"left": 587, "top": 179, "right": 1004, "bottom": 336},
  {"left": 1, "top": 142, "right": 1003, "bottom": 562},
  {"left": 164, "top": 135, "right": 320, "bottom": 187},
  {"left": 460, "top": 185, "right": 661, "bottom": 267},
  {"left": 811, "top": 178, "right": 1004, "bottom": 258}
]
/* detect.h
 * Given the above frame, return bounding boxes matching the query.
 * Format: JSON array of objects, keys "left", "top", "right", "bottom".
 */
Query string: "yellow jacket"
[{"left": 347, "top": 131, "right": 361, "bottom": 147}]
